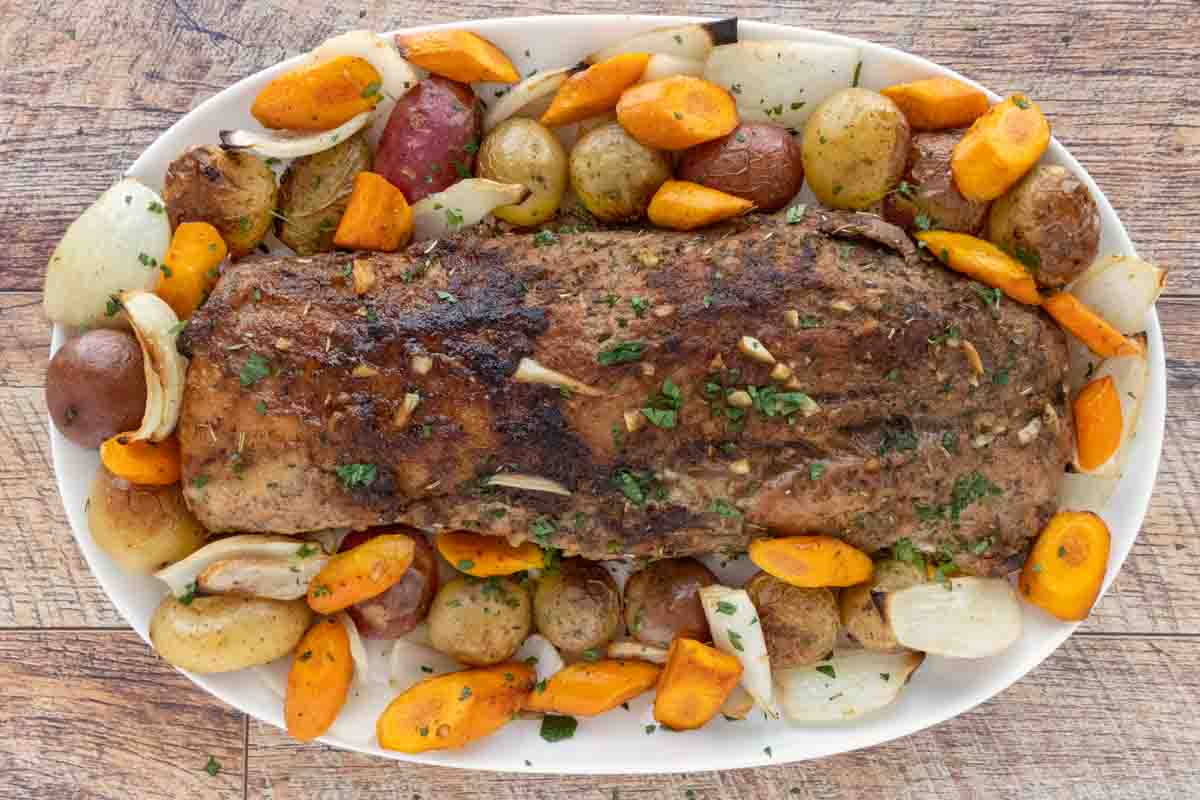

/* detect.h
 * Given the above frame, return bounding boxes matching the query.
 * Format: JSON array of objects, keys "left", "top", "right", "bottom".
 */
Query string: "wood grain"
[{"left": 2, "top": 0, "right": 1199, "bottom": 797}]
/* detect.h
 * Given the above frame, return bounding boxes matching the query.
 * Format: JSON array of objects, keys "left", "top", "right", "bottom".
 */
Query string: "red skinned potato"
[
  {"left": 374, "top": 77, "right": 481, "bottom": 204},
  {"left": 881, "top": 130, "right": 991, "bottom": 235},
  {"left": 676, "top": 122, "right": 804, "bottom": 212},
  {"left": 341, "top": 526, "right": 438, "bottom": 639}
]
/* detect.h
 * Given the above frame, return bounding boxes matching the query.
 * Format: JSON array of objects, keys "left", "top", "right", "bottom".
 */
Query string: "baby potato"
[
  {"left": 676, "top": 122, "right": 804, "bottom": 212},
  {"left": 802, "top": 88, "right": 911, "bottom": 210},
  {"left": 533, "top": 558, "right": 621, "bottom": 655},
  {"left": 476, "top": 118, "right": 568, "bottom": 226},
  {"left": 163, "top": 145, "right": 278, "bottom": 257},
  {"left": 986, "top": 164, "right": 1102, "bottom": 287},
  {"left": 149, "top": 594, "right": 312, "bottom": 673},
  {"left": 276, "top": 132, "right": 372, "bottom": 255},
  {"left": 623, "top": 558, "right": 716, "bottom": 649},
  {"left": 47, "top": 329, "right": 146, "bottom": 449},
  {"left": 569, "top": 122, "right": 672, "bottom": 223},
  {"left": 428, "top": 576, "right": 532, "bottom": 666},
  {"left": 745, "top": 571, "right": 838, "bottom": 668},
  {"left": 87, "top": 465, "right": 207, "bottom": 574},
  {"left": 881, "top": 130, "right": 991, "bottom": 234},
  {"left": 838, "top": 558, "right": 927, "bottom": 652}
]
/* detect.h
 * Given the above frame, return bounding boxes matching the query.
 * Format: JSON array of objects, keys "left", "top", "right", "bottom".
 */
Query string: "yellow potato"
[
  {"left": 87, "top": 466, "right": 207, "bottom": 574},
  {"left": 149, "top": 594, "right": 312, "bottom": 673},
  {"left": 476, "top": 118, "right": 568, "bottom": 226}
]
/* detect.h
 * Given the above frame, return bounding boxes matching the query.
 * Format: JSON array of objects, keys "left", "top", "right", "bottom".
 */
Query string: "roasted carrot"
[
  {"left": 307, "top": 533, "right": 414, "bottom": 614},
  {"left": 251, "top": 56, "right": 383, "bottom": 131},
  {"left": 916, "top": 230, "right": 1042, "bottom": 305},
  {"left": 951, "top": 93, "right": 1050, "bottom": 201},
  {"left": 748, "top": 535, "right": 874, "bottom": 588},
  {"left": 1019, "top": 511, "right": 1110, "bottom": 621},
  {"left": 435, "top": 530, "right": 545, "bottom": 577},
  {"left": 881, "top": 77, "right": 990, "bottom": 131},
  {"left": 540, "top": 53, "right": 650, "bottom": 127},
  {"left": 398, "top": 30, "right": 519, "bottom": 83},
  {"left": 376, "top": 662, "right": 535, "bottom": 753},
  {"left": 333, "top": 172, "right": 414, "bottom": 252},
  {"left": 653, "top": 638, "right": 742, "bottom": 731},
  {"left": 616, "top": 76, "right": 739, "bottom": 150},
  {"left": 286, "top": 617, "right": 354, "bottom": 741},
  {"left": 99, "top": 434, "right": 181, "bottom": 486},
  {"left": 1074, "top": 376, "right": 1123, "bottom": 471},
  {"left": 156, "top": 222, "right": 226, "bottom": 319},
  {"left": 647, "top": 180, "right": 754, "bottom": 231},
  {"left": 524, "top": 660, "right": 661, "bottom": 716},
  {"left": 1042, "top": 292, "right": 1142, "bottom": 358}
]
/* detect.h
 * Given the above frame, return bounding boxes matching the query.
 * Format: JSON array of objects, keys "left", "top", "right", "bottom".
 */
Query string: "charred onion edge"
[
  {"left": 218, "top": 112, "right": 372, "bottom": 159},
  {"left": 118, "top": 289, "right": 189, "bottom": 442}
]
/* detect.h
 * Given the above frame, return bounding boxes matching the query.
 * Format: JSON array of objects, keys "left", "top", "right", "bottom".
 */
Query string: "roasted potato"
[
  {"left": 87, "top": 465, "right": 206, "bottom": 574},
  {"left": 342, "top": 527, "right": 438, "bottom": 639},
  {"left": 149, "top": 594, "right": 312, "bottom": 673},
  {"left": 745, "top": 571, "right": 838, "bottom": 668},
  {"left": 275, "top": 132, "right": 371, "bottom": 255},
  {"left": 47, "top": 330, "right": 146, "bottom": 449},
  {"left": 623, "top": 558, "right": 716, "bottom": 648},
  {"left": 375, "top": 76, "right": 481, "bottom": 205},
  {"left": 569, "top": 122, "right": 672, "bottom": 223},
  {"left": 676, "top": 122, "right": 804, "bottom": 212},
  {"left": 838, "top": 558, "right": 926, "bottom": 652},
  {"left": 163, "top": 145, "right": 277, "bottom": 257},
  {"left": 801, "top": 88, "right": 911, "bottom": 210},
  {"left": 533, "top": 558, "right": 621, "bottom": 654},
  {"left": 475, "top": 118, "right": 568, "bottom": 226},
  {"left": 881, "top": 130, "right": 991, "bottom": 234},
  {"left": 428, "top": 576, "right": 531, "bottom": 666},
  {"left": 986, "top": 164, "right": 1101, "bottom": 287}
]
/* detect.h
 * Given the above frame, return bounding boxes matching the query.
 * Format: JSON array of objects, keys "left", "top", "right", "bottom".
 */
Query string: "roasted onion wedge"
[{"left": 117, "top": 290, "right": 188, "bottom": 442}]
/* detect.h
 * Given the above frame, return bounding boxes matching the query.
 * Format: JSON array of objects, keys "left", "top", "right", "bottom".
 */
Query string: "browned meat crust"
[{"left": 178, "top": 210, "right": 1070, "bottom": 574}]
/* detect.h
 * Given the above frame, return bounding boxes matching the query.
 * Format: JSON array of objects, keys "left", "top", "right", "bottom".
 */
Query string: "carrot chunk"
[
  {"left": 647, "top": 180, "right": 754, "bottom": 231},
  {"left": 524, "top": 660, "right": 661, "bottom": 716},
  {"left": 1042, "top": 292, "right": 1142, "bottom": 358},
  {"left": 749, "top": 535, "right": 874, "bottom": 588},
  {"left": 251, "top": 56, "right": 382, "bottom": 131},
  {"left": 1074, "top": 376, "right": 1123, "bottom": 471},
  {"left": 398, "top": 30, "right": 520, "bottom": 83},
  {"left": 653, "top": 638, "right": 742, "bottom": 731},
  {"left": 916, "top": 230, "right": 1042, "bottom": 305},
  {"left": 286, "top": 617, "right": 354, "bottom": 741},
  {"left": 951, "top": 93, "right": 1050, "bottom": 201},
  {"left": 881, "top": 77, "right": 989, "bottom": 131},
  {"left": 333, "top": 172, "right": 414, "bottom": 252},
  {"left": 1019, "top": 511, "right": 1110, "bottom": 621},
  {"left": 156, "top": 222, "right": 226, "bottom": 320},
  {"left": 435, "top": 530, "right": 545, "bottom": 577},
  {"left": 540, "top": 53, "right": 650, "bottom": 127},
  {"left": 307, "top": 533, "right": 414, "bottom": 614},
  {"left": 100, "top": 434, "right": 181, "bottom": 486},
  {"left": 616, "top": 76, "right": 739, "bottom": 151}
]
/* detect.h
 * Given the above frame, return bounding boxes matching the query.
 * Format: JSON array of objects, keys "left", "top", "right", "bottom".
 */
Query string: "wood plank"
[
  {"left": 245, "top": 635, "right": 1200, "bottom": 799},
  {"left": 0, "top": 630, "right": 244, "bottom": 800}
]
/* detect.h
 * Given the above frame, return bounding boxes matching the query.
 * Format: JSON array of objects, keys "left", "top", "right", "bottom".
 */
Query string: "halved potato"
[{"left": 150, "top": 594, "right": 312, "bottom": 673}]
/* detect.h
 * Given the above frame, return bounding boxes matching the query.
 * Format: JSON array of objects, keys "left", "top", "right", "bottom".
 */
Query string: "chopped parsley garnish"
[
  {"left": 895, "top": 181, "right": 918, "bottom": 200},
  {"left": 852, "top": 60, "right": 863, "bottom": 88},
  {"left": 716, "top": 600, "right": 737, "bottom": 615},
  {"left": 798, "top": 315, "right": 822, "bottom": 329},
  {"left": 204, "top": 756, "right": 221, "bottom": 777},
  {"left": 645, "top": 724, "right": 657, "bottom": 735},
  {"left": 582, "top": 647, "right": 601, "bottom": 661},
  {"left": 974, "top": 284, "right": 1002, "bottom": 309},
  {"left": 335, "top": 463, "right": 377, "bottom": 490},
  {"left": 709, "top": 499, "right": 741, "bottom": 519},
  {"left": 597, "top": 341, "right": 644, "bottom": 366},
  {"left": 178, "top": 581, "right": 198, "bottom": 605},
  {"left": 914, "top": 212, "right": 935, "bottom": 232},
  {"left": 295, "top": 543, "right": 318, "bottom": 558},
  {"left": 540, "top": 714, "right": 578, "bottom": 742},
  {"left": 105, "top": 296, "right": 122, "bottom": 317},
  {"left": 191, "top": 475, "right": 210, "bottom": 490},
  {"left": 747, "top": 385, "right": 814, "bottom": 419},
  {"left": 993, "top": 368, "right": 1010, "bottom": 386},
  {"left": 630, "top": 296, "right": 650, "bottom": 318},
  {"left": 928, "top": 325, "right": 961, "bottom": 345},
  {"left": 255, "top": 400, "right": 267, "bottom": 415},
  {"left": 457, "top": 559, "right": 476, "bottom": 572},
  {"left": 942, "top": 431, "right": 959, "bottom": 453},
  {"left": 879, "top": 424, "right": 919, "bottom": 456},
  {"left": 529, "top": 516, "right": 557, "bottom": 545},
  {"left": 612, "top": 468, "right": 661, "bottom": 507},
  {"left": 641, "top": 378, "right": 683, "bottom": 429},
  {"left": 460, "top": 686, "right": 473, "bottom": 701},
  {"left": 445, "top": 207, "right": 464, "bottom": 228},
  {"left": 1058, "top": 545, "right": 1068, "bottom": 558},
  {"left": 727, "top": 630, "right": 745, "bottom": 652},
  {"left": 311, "top": 584, "right": 332, "bottom": 597},
  {"left": 361, "top": 80, "right": 382, "bottom": 99},
  {"left": 885, "top": 368, "right": 901, "bottom": 382},
  {"left": 809, "top": 462, "right": 827, "bottom": 481},
  {"left": 973, "top": 537, "right": 994, "bottom": 555},
  {"left": 239, "top": 353, "right": 271, "bottom": 387},
  {"left": 893, "top": 538, "right": 926, "bottom": 571},
  {"left": 786, "top": 204, "right": 807, "bottom": 225},
  {"left": 1013, "top": 95, "right": 1031, "bottom": 109},
  {"left": 533, "top": 230, "right": 558, "bottom": 247},
  {"left": 702, "top": 294, "right": 714, "bottom": 309},
  {"left": 436, "top": 290, "right": 458, "bottom": 304},
  {"left": 816, "top": 664, "right": 837, "bottom": 679}
]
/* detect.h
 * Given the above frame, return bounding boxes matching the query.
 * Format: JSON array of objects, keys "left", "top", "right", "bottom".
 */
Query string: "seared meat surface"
[{"left": 178, "top": 210, "right": 1070, "bottom": 573}]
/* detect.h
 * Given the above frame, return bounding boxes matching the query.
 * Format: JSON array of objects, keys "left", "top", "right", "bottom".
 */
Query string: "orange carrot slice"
[
  {"left": 1074, "top": 376, "right": 1123, "bottom": 471},
  {"left": 435, "top": 530, "right": 545, "bottom": 576},
  {"left": 540, "top": 53, "right": 650, "bottom": 127},
  {"left": 917, "top": 230, "right": 1042, "bottom": 305},
  {"left": 881, "top": 77, "right": 989, "bottom": 131},
  {"left": 951, "top": 93, "right": 1050, "bottom": 201},
  {"left": 398, "top": 30, "right": 520, "bottom": 83},
  {"left": 100, "top": 434, "right": 181, "bottom": 486},
  {"left": 647, "top": 180, "right": 754, "bottom": 231},
  {"left": 286, "top": 618, "right": 354, "bottom": 741},
  {"left": 333, "top": 172, "right": 414, "bottom": 252},
  {"left": 1042, "top": 292, "right": 1142, "bottom": 358},
  {"left": 616, "top": 76, "right": 739, "bottom": 151},
  {"left": 1019, "top": 511, "right": 1110, "bottom": 621},
  {"left": 308, "top": 533, "right": 414, "bottom": 613},
  {"left": 251, "top": 56, "right": 382, "bottom": 131}
]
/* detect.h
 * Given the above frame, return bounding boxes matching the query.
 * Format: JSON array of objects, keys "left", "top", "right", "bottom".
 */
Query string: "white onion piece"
[
  {"left": 43, "top": 179, "right": 169, "bottom": 329},
  {"left": 513, "top": 634, "right": 565, "bottom": 684},
  {"left": 884, "top": 578, "right": 1022, "bottom": 658},
  {"left": 775, "top": 649, "right": 924, "bottom": 721},
  {"left": 389, "top": 638, "right": 460, "bottom": 691},
  {"left": 512, "top": 356, "right": 605, "bottom": 396},
  {"left": 305, "top": 527, "right": 352, "bottom": 555},
  {"left": 336, "top": 611, "right": 370, "bottom": 685},
  {"left": 484, "top": 473, "right": 572, "bottom": 496},
  {"left": 606, "top": 640, "right": 668, "bottom": 665},
  {"left": 588, "top": 18, "right": 738, "bottom": 64},
  {"left": 154, "top": 535, "right": 323, "bottom": 598},
  {"left": 1058, "top": 471, "right": 1120, "bottom": 514},
  {"left": 306, "top": 30, "right": 423, "bottom": 148},
  {"left": 196, "top": 552, "right": 327, "bottom": 600},
  {"left": 118, "top": 290, "right": 189, "bottom": 442},
  {"left": 719, "top": 684, "right": 755, "bottom": 720},
  {"left": 1066, "top": 336, "right": 1099, "bottom": 395},
  {"left": 1072, "top": 346, "right": 1148, "bottom": 477},
  {"left": 484, "top": 66, "right": 578, "bottom": 133},
  {"left": 411, "top": 179, "right": 529, "bottom": 241},
  {"left": 1069, "top": 255, "right": 1167, "bottom": 334},
  {"left": 640, "top": 54, "right": 704, "bottom": 83},
  {"left": 704, "top": 41, "right": 861, "bottom": 132},
  {"left": 699, "top": 585, "right": 776, "bottom": 717},
  {"left": 219, "top": 112, "right": 371, "bottom": 159}
]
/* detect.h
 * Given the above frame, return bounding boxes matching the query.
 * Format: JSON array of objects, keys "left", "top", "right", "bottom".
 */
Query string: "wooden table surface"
[{"left": 3, "top": 1, "right": 1199, "bottom": 797}]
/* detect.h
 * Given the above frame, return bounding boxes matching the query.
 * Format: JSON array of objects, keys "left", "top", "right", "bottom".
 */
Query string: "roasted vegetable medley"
[{"left": 42, "top": 17, "right": 1166, "bottom": 755}]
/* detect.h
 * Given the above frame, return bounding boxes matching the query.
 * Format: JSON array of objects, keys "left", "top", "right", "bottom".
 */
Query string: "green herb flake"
[
  {"left": 445, "top": 207, "right": 464, "bottom": 228},
  {"left": 993, "top": 368, "right": 1010, "bottom": 386},
  {"left": 361, "top": 80, "right": 382, "bottom": 99},
  {"left": 239, "top": 353, "right": 271, "bottom": 387},
  {"left": 582, "top": 647, "right": 601, "bottom": 661},
  {"left": 335, "top": 463, "right": 377, "bottom": 490},
  {"left": 295, "top": 543, "right": 318, "bottom": 558},
  {"left": 880, "top": 672, "right": 891, "bottom": 682},
  {"left": 786, "top": 204, "right": 807, "bottom": 225},
  {"left": 192, "top": 475, "right": 210, "bottom": 490},
  {"left": 204, "top": 756, "right": 220, "bottom": 777},
  {"left": 716, "top": 600, "right": 737, "bottom": 615},
  {"left": 533, "top": 230, "right": 559, "bottom": 247},
  {"left": 852, "top": 60, "right": 863, "bottom": 87},
  {"left": 597, "top": 341, "right": 644, "bottom": 366},
  {"left": 105, "top": 296, "right": 122, "bottom": 317},
  {"left": 1013, "top": 95, "right": 1031, "bottom": 109},
  {"left": 727, "top": 629, "right": 745, "bottom": 652},
  {"left": 709, "top": 499, "right": 741, "bottom": 519},
  {"left": 178, "top": 581, "right": 198, "bottom": 605},
  {"left": 529, "top": 516, "right": 557, "bottom": 545},
  {"left": 457, "top": 559, "right": 476, "bottom": 572},
  {"left": 630, "top": 296, "right": 650, "bottom": 318},
  {"left": 255, "top": 400, "right": 267, "bottom": 416},
  {"left": 645, "top": 724, "right": 657, "bottom": 735},
  {"left": 816, "top": 664, "right": 836, "bottom": 679},
  {"left": 436, "top": 290, "right": 459, "bottom": 304},
  {"left": 809, "top": 462, "right": 827, "bottom": 481}
]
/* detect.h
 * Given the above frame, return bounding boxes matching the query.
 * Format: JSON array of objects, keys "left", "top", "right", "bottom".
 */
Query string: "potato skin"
[
  {"left": 533, "top": 558, "right": 621, "bottom": 654},
  {"left": 342, "top": 527, "right": 438, "bottom": 640},
  {"left": 428, "top": 576, "right": 531, "bottom": 666},
  {"left": 164, "top": 145, "right": 277, "bottom": 257},
  {"left": 276, "top": 132, "right": 371, "bottom": 255},
  {"left": 676, "top": 122, "right": 804, "bottom": 212},
  {"left": 375, "top": 77, "right": 481, "bottom": 205},
  {"left": 623, "top": 558, "right": 716, "bottom": 648},
  {"left": 881, "top": 130, "right": 990, "bottom": 234},
  {"left": 838, "top": 559, "right": 926, "bottom": 652},
  {"left": 149, "top": 594, "right": 312, "bottom": 673},
  {"left": 87, "top": 466, "right": 207, "bottom": 574},
  {"left": 476, "top": 118, "right": 568, "bottom": 226},
  {"left": 801, "top": 88, "right": 911, "bottom": 210},
  {"left": 569, "top": 122, "right": 672, "bottom": 223},
  {"left": 986, "top": 165, "right": 1101, "bottom": 287},
  {"left": 47, "top": 330, "right": 146, "bottom": 449},
  {"left": 745, "top": 572, "right": 838, "bottom": 668}
]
